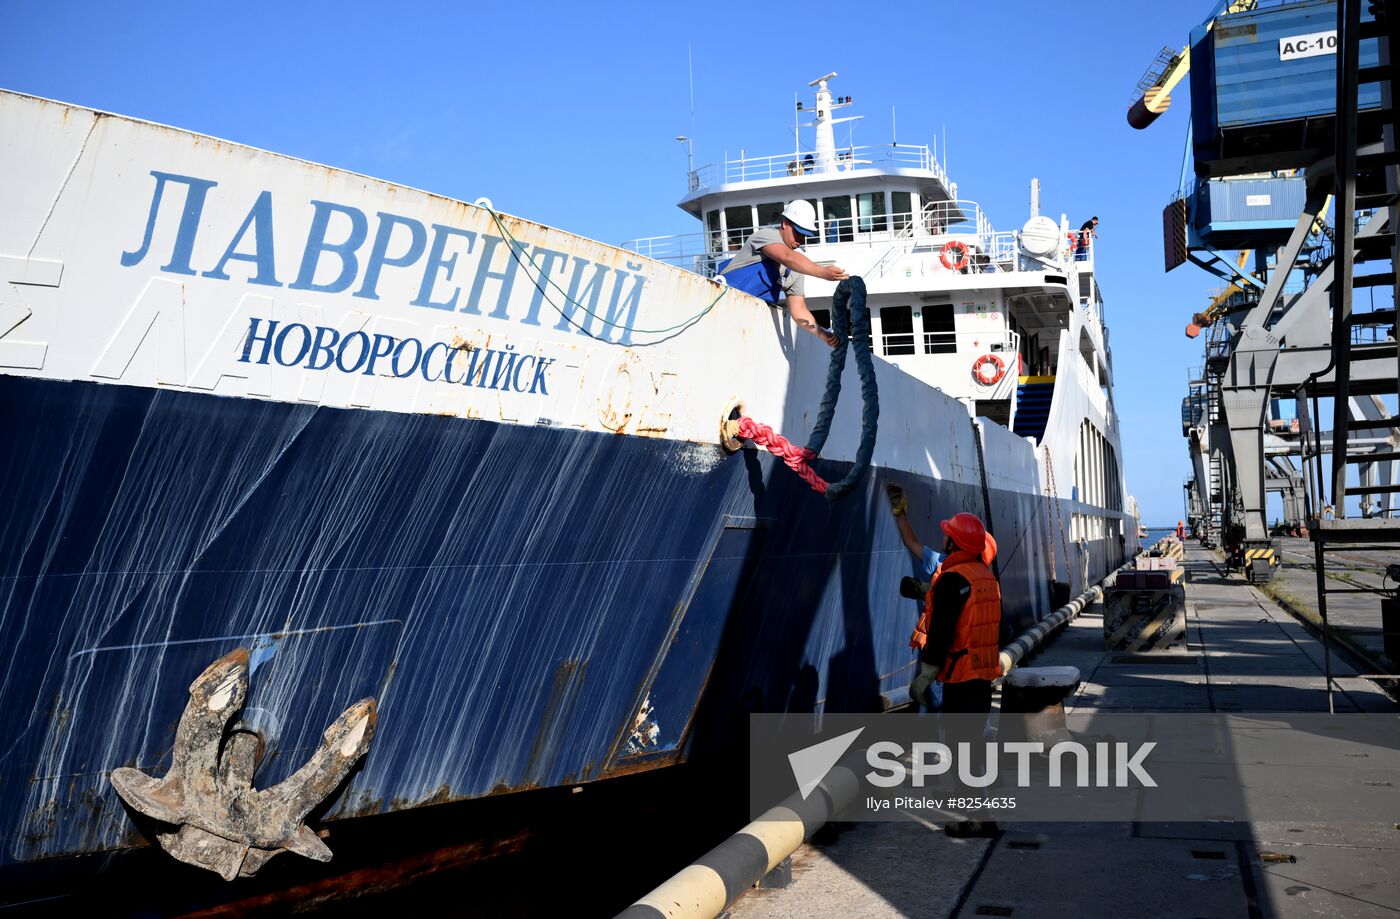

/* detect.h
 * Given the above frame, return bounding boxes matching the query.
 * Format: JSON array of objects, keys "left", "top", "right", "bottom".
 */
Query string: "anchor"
[{"left": 110, "top": 648, "right": 377, "bottom": 880}]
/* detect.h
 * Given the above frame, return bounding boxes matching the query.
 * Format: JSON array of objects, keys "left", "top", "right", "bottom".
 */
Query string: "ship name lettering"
[
  {"left": 529, "top": 358, "right": 554, "bottom": 395},
  {"left": 120, "top": 171, "right": 648, "bottom": 344},
  {"left": 236, "top": 317, "right": 555, "bottom": 394},
  {"left": 489, "top": 344, "right": 517, "bottom": 390}
]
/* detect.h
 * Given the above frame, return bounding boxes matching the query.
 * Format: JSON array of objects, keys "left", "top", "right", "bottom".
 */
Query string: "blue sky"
[{"left": 1, "top": 0, "right": 1224, "bottom": 525}]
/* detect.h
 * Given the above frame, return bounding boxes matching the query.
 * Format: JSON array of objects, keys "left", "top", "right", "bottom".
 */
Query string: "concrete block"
[
  {"left": 1104, "top": 585, "right": 1188, "bottom": 652},
  {"left": 1117, "top": 569, "right": 1183, "bottom": 588}
]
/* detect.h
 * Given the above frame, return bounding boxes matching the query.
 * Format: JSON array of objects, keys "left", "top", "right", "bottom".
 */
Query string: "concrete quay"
[
  {"left": 725, "top": 547, "right": 1400, "bottom": 919},
  {"left": 1266, "top": 536, "right": 1400, "bottom": 682}
]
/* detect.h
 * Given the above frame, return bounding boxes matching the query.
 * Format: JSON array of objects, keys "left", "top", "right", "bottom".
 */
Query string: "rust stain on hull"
[{"left": 177, "top": 832, "right": 534, "bottom": 918}]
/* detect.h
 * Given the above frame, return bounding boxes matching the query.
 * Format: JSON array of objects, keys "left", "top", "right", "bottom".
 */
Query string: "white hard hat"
[{"left": 780, "top": 200, "right": 817, "bottom": 237}]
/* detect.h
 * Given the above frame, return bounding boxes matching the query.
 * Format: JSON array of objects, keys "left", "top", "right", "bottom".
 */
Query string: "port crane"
[
  {"left": 1140, "top": 0, "right": 1399, "bottom": 710},
  {"left": 1137, "top": 0, "right": 1397, "bottom": 586},
  {"left": 1126, "top": 1, "right": 1260, "bottom": 131}
]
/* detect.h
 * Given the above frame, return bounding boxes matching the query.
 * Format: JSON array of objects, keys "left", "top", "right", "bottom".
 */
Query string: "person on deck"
[
  {"left": 908, "top": 511, "right": 1003, "bottom": 838},
  {"left": 1076, "top": 216, "right": 1099, "bottom": 260},
  {"left": 718, "top": 200, "right": 848, "bottom": 346}
]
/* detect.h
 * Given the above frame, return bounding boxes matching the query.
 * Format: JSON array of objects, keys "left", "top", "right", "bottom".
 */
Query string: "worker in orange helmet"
[
  {"left": 1176, "top": 519, "right": 1186, "bottom": 540},
  {"left": 889, "top": 486, "right": 999, "bottom": 714},
  {"left": 908, "top": 511, "right": 1003, "bottom": 838}
]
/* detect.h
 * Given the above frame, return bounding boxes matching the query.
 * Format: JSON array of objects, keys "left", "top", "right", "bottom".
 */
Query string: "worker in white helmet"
[{"left": 717, "top": 200, "right": 848, "bottom": 346}]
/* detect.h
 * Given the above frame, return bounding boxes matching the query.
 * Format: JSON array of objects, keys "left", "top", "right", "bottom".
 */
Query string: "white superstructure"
[{"left": 627, "top": 74, "right": 1130, "bottom": 551}]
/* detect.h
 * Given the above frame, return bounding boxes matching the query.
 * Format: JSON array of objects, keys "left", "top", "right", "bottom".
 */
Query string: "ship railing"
[
  {"left": 620, "top": 231, "right": 724, "bottom": 277},
  {"left": 981, "top": 231, "right": 1020, "bottom": 267},
  {"left": 921, "top": 199, "right": 996, "bottom": 242},
  {"left": 623, "top": 203, "right": 1022, "bottom": 280},
  {"left": 870, "top": 200, "right": 1013, "bottom": 277},
  {"left": 1071, "top": 236, "right": 1096, "bottom": 265},
  {"left": 872, "top": 229, "right": 1023, "bottom": 279},
  {"left": 624, "top": 215, "right": 931, "bottom": 263},
  {"left": 625, "top": 209, "right": 979, "bottom": 278},
  {"left": 880, "top": 327, "right": 1020, "bottom": 363},
  {"left": 687, "top": 143, "right": 946, "bottom": 189}
]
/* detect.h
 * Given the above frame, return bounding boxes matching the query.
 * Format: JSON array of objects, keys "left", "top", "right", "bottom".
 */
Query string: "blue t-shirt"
[
  {"left": 718, "top": 227, "right": 805, "bottom": 303},
  {"left": 919, "top": 545, "right": 946, "bottom": 710}
]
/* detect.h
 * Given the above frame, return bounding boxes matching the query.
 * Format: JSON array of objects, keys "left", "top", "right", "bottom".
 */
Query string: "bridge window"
[
  {"left": 892, "top": 191, "right": 913, "bottom": 233},
  {"left": 822, "top": 195, "right": 853, "bottom": 243},
  {"left": 724, "top": 205, "right": 754, "bottom": 250},
  {"left": 879, "top": 305, "right": 916, "bottom": 356},
  {"left": 756, "top": 202, "right": 784, "bottom": 228},
  {"left": 857, "top": 192, "right": 887, "bottom": 233},
  {"left": 921, "top": 304, "right": 956, "bottom": 354},
  {"left": 706, "top": 210, "right": 720, "bottom": 252}
]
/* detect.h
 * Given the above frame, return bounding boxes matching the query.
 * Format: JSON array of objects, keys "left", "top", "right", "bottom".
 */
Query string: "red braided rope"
[{"left": 735, "top": 416, "right": 828, "bottom": 496}]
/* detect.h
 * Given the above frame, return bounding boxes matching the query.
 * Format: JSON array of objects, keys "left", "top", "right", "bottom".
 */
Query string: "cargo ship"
[{"left": 0, "top": 76, "right": 1133, "bottom": 882}]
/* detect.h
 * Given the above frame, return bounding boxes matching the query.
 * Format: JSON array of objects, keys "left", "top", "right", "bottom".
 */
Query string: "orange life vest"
[{"left": 913, "top": 551, "right": 1003, "bottom": 683}]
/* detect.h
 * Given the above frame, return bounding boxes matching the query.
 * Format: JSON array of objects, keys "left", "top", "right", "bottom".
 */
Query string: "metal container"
[
  {"left": 1189, "top": 0, "right": 1380, "bottom": 175},
  {"left": 1193, "top": 175, "right": 1308, "bottom": 245}
]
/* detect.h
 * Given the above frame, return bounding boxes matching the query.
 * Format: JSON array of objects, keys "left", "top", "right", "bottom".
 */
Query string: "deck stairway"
[{"left": 1012, "top": 377, "right": 1054, "bottom": 441}]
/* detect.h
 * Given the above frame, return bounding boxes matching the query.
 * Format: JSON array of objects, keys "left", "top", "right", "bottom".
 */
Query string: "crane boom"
[{"left": 1127, "top": 0, "right": 1259, "bottom": 130}]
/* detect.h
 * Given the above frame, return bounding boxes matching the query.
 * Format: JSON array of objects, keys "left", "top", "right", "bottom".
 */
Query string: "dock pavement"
[
  {"left": 725, "top": 545, "right": 1400, "bottom": 919},
  {"left": 1266, "top": 536, "right": 1400, "bottom": 681}
]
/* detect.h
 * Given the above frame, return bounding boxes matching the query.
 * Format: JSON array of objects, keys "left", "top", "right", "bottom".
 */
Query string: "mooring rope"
[
  {"left": 732, "top": 277, "right": 880, "bottom": 501},
  {"left": 475, "top": 199, "right": 882, "bottom": 502},
  {"left": 734, "top": 417, "right": 827, "bottom": 495}
]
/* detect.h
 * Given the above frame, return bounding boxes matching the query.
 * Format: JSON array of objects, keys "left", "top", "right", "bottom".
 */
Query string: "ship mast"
[{"left": 805, "top": 72, "right": 860, "bottom": 173}]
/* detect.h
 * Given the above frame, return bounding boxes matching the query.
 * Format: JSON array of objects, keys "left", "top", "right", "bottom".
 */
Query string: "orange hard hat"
[
  {"left": 940, "top": 512, "right": 987, "bottom": 554},
  {"left": 982, "top": 531, "right": 998, "bottom": 566}
]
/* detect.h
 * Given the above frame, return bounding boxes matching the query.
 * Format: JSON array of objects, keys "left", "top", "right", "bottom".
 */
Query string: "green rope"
[{"left": 482, "top": 205, "right": 728, "bottom": 342}]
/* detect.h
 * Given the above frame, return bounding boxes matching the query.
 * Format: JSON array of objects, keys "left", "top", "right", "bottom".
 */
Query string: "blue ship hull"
[{"left": 0, "top": 374, "right": 1109, "bottom": 866}]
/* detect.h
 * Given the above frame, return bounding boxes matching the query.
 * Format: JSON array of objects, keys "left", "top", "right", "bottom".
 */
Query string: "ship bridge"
[
  {"left": 624, "top": 73, "right": 1110, "bottom": 438},
  {"left": 677, "top": 141, "right": 959, "bottom": 255}
]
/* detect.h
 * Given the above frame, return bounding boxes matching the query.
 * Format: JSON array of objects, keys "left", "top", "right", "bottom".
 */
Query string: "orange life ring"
[
  {"left": 972, "top": 353, "right": 1005, "bottom": 386},
  {"left": 940, "top": 240, "right": 970, "bottom": 271}
]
